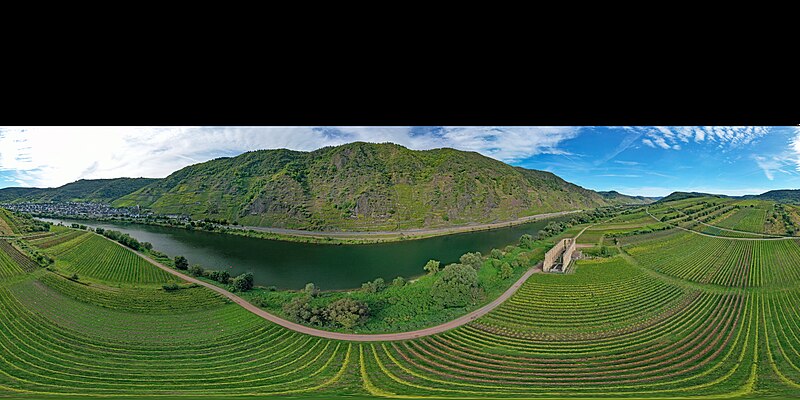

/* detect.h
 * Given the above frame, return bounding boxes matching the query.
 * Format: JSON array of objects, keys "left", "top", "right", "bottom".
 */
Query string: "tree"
[
  {"left": 232, "top": 272, "right": 254, "bottom": 292},
  {"left": 304, "top": 282, "right": 320, "bottom": 297},
  {"left": 142, "top": 242, "right": 153, "bottom": 251},
  {"left": 431, "top": 263, "right": 481, "bottom": 308},
  {"left": 70, "top": 273, "right": 79, "bottom": 281},
  {"left": 217, "top": 270, "right": 231, "bottom": 284},
  {"left": 490, "top": 249, "right": 504, "bottom": 259},
  {"left": 174, "top": 256, "right": 189, "bottom": 270},
  {"left": 189, "top": 264, "right": 205, "bottom": 276},
  {"left": 499, "top": 262, "right": 513, "bottom": 280},
  {"left": 392, "top": 276, "right": 406, "bottom": 287},
  {"left": 519, "top": 234, "right": 534, "bottom": 249},
  {"left": 460, "top": 252, "right": 483, "bottom": 270},
  {"left": 163, "top": 282, "right": 180, "bottom": 291},
  {"left": 361, "top": 277, "right": 385, "bottom": 293},
  {"left": 423, "top": 259, "right": 440, "bottom": 274},
  {"left": 324, "top": 298, "right": 370, "bottom": 329}
]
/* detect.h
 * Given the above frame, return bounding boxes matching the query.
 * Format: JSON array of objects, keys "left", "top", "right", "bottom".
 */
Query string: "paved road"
[
  {"left": 229, "top": 210, "right": 583, "bottom": 239},
  {"left": 112, "top": 237, "right": 543, "bottom": 341}
]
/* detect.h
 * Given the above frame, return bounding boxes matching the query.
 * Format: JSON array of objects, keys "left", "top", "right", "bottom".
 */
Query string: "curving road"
[
  {"left": 101, "top": 221, "right": 596, "bottom": 341},
  {"left": 122, "top": 239, "right": 541, "bottom": 341}
]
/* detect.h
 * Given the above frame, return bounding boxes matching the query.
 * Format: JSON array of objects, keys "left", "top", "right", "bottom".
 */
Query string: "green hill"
[
  {"left": 754, "top": 189, "right": 800, "bottom": 203},
  {"left": 113, "top": 142, "right": 613, "bottom": 230},
  {"left": 657, "top": 191, "right": 726, "bottom": 203},
  {"left": 597, "top": 190, "right": 658, "bottom": 205},
  {"left": 0, "top": 178, "right": 158, "bottom": 204}
]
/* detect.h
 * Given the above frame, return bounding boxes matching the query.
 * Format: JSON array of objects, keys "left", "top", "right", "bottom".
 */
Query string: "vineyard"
[
  {"left": 0, "top": 206, "right": 800, "bottom": 398},
  {"left": 42, "top": 233, "right": 173, "bottom": 285}
]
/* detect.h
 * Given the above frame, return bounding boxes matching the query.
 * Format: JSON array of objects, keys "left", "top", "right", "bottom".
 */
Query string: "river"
[{"left": 39, "top": 217, "right": 565, "bottom": 290}]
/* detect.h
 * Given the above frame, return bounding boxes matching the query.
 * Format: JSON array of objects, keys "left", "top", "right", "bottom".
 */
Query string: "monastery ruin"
[{"left": 543, "top": 237, "right": 576, "bottom": 273}]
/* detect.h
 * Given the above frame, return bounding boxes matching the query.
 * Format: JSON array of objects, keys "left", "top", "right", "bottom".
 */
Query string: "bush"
[
  {"left": 490, "top": 249, "right": 504, "bottom": 259},
  {"left": 392, "top": 276, "right": 406, "bottom": 287},
  {"left": 499, "top": 262, "right": 513, "bottom": 279},
  {"left": 304, "top": 282, "right": 320, "bottom": 297},
  {"left": 460, "top": 252, "right": 483, "bottom": 270},
  {"left": 283, "top": 296, "right": 325, "bottom": 325},
  {"left": 431, "top": 263, "right": 481, "bottom": 308},
  {"left": 361, "top": 277, "right": 386, "bottom": 293},
  {"left": 189, "top": 264, "right": 205, "bottom": 276},
  {"left": 266, "top": 285, "right": 277, "bottom": 291},
  {"left": 423, "top": 259, "right": 440, "bottom": 274},
  {"left": 519, "top": 234, "right": 535, "bottom": 249},
  {"left": 174, "top": 256, "right": 189, "bottom": 270},
  {"left": 217, "top": 270, "right": 230, "bottom": 284},
  {"left": 69, "top": 273, "right": 79, "bottom": 281},
  {"left": 324, "top": 298, "right": 369, "bottom": 329},
  {"left": 162, "top": 282, "right": 180, "bottom": 291},
  {"left": 232, "top": 272, "right": 254, "bottom": 292}
]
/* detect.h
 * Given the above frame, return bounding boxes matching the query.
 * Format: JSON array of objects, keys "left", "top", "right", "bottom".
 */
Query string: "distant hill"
[
  {"left": 754, "top": 189, "right": 800, "bottom": 203},
  {"left": 112, "top": 142, "right": 614, "bottom": 231},
  {"left": 597, "top": 191, "right": 658, "bottom": 205},
  {"left": 0, "top": 178, "right": 158, "bottom": 204},
  {"left": 658, "top": 191, "right": 728, "bottom": 203}
]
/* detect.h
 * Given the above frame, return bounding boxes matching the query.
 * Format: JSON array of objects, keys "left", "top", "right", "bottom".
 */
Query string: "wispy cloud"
[
  {"left": 633, "top": 126, "right": 771, "bottom": 151},
  {"left": 613, "top": 160, "right": 640, "bottom": 166},
  {"left": 0, "top": 126, "right": 581, "bottom": 188}
]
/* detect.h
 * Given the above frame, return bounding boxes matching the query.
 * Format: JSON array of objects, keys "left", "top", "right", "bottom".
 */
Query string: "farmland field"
[{"left": 1, "top": 201, "right": 800, "bottom": 398}]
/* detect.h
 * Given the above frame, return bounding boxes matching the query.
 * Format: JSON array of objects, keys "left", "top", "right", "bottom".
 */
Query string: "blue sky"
[{"left": 1, "top": 126, "right": 799, "bottom": 197}]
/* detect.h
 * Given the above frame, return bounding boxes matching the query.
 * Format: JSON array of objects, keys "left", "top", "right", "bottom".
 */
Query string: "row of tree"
[
  {"left": 173, "top": 256, "right": 254, "bottom": 291},
  {"left": 95, "top": 227, "right": 153, "bottom": 251}
]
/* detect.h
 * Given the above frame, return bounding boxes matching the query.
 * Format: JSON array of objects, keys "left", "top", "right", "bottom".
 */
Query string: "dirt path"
[
  {"left": 99, "top": 220, "right": 598, "bottom": 341},
  {"left": 110, "top": 238, "right": 542, "bottom": 341},
  {"left": 230, "top": 210, "right": 583, "bottom": 240},
  {"left": 646, "top": 208, "right": 796, "bottom": 241}
]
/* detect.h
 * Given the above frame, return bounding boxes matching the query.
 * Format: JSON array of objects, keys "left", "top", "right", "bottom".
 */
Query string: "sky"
[{"left": 1, "top": 126, "right": 799, "bottom": 197}]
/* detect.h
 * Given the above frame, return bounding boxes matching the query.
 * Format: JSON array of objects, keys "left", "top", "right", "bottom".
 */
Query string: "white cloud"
[
  {"left": 613, "top": 160, "right": 640, "bottom": 166},
  {"left": 0, "top": 126, "right": 581, "bottom": 188},
  {"left": 631, "top": 126, "right": 771, "bottom": 152}
]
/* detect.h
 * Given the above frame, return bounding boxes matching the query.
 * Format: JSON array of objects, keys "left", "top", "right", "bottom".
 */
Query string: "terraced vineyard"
[
  {"left": 1, "top": 209, "right": 800, "bottom": 398},
  {"left": 40, "top": 233, "right": 173, "bottom": 285}
]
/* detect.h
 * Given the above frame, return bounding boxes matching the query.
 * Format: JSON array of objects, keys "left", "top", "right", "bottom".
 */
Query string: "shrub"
[
  {"left": 324, "top": 298, "right": 370, "bottom": 329},
  {"left": 423, "top": 259, "right": 440, "bottom": 274},
  {"left": 431, "top": 263, "right": 481, "bottom": 308},
  {"left": 69, "top": 273, "right": 79, "bottom": 281},
  {"left": 519, "top": 234, "right": 535, "bottom": 249},
  {"left": 460, "top": 252, "right": 483, "bottom": 270},
  {"left": 162, "top": 282, "right": 180, "bottom": 291},
  {"left": 490, "top": 249, "right": 504, "bottom": 259},
  {"left": 392, "top": 276, "right": 406, "bottom": 287},
  {"left": 361, "top": 277, "right": 386, "bottom": 293},
  {"left": 304, "top": 282, "right": 320, "bottom": 297},
  {"left": 174, "top": 256, "right": 189, "bottom": 270},
  {"left": 232, "top": 272, "right": 254, "bottom": 292},
  {"left": 217, "top": 270, "right": 230, "bottom": 284},
  {"left": 189, "top": 264, "right": 205, "bottom": 276},
  {"left": 283, "top": 296, "right": 324, "bottom": 325},
  {"left": 499, "top": 262, "right": 513, "bottom": 279}
]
